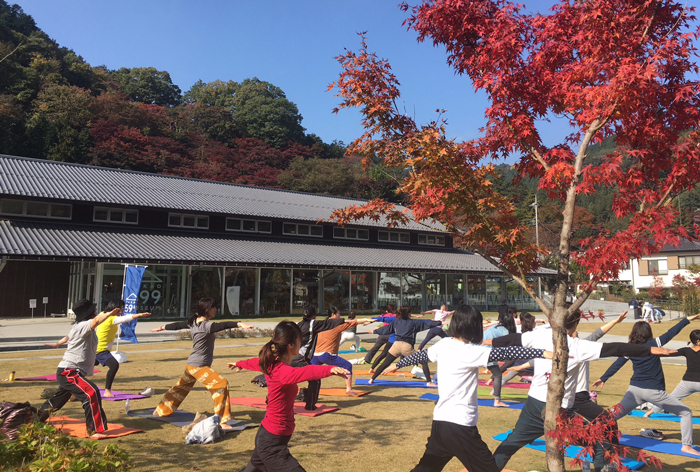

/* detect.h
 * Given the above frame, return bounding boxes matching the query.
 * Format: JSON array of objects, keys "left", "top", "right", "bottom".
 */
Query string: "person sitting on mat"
[
  {"left": 312, "top": 307, "right": 371, "bottom": 395},
  {"left": 229, "top": 321, "right": 350, "bottom": 472},
  {"left": 39, "top": 299, "right": 119, "bottom": 437},
  {"left": 383, "top": 304, "right": 553, "bottom": 472},
  {"left": 150, "top": 297, "right": 253, "bottom": 431},
  {"left": 593, "top": 314, "right": 700, "bottom": 456},
  {"left": 418, "top": 304, "right": 454, "bottom": 351},
  {"left": 369, "top": 306, "right": 443, "bottom": 386},
  {"left": 645, "top": 329, "right": 700, "bottom": 418}
]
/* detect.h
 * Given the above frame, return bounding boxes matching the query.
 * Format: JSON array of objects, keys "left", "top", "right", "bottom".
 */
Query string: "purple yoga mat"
[
  {"left": 17, "top": 370, "right": 101, "bottom": 381},
  {"left": 98, "top": 389, "right": 148, "bottom": 401}
]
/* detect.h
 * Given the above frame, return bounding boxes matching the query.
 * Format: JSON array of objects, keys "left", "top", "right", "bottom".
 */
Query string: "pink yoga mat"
[
  {"left": 478, "top": 379, "right": 530, "bottom": 389},
  {"left": 98, "top": 389, "right": 148, "bottom": 401},
  {"left": 16, "top": 370, "right": 101, "bottom": 381}
]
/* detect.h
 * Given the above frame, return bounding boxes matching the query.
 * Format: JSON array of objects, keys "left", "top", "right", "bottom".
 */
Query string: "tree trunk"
[{"left": 544, "top": 301, "right": 569, "bottom": 472}]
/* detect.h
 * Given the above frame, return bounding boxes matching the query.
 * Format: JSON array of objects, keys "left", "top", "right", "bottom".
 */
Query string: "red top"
[{"left": 236, "top": 357, "right": 333, "bottom": 435}]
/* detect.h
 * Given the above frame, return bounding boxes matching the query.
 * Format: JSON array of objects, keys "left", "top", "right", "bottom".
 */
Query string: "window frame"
[
  {"left": 648, "top": 259, "right": 668, "bottom": 276},
  {"left": 333, "top": 226, "right": 369, "bottom": 241},
  {"left": 0, "top": 199, "right": 72, "bottom": 220},
  {"left": 378, "top": 230, "right": 410, "bottom": 244},
  {"left": 225, "top": 217, "right": 272, "bottom": 234},
  {"left": 282, "top": 222, "right": 323, "bottom": 238},
  {"left": 418, "top": 233, "right": 446, "bottom": 246},
  {"left": 168, "top": 212, "right": 209, "bottom": 229},
  {"left": 93, "top": 206, "right": 139, "bottom": 225}
]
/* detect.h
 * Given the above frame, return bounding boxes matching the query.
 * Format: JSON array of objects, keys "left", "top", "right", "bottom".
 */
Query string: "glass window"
[
  {"left": 196, "top": 216, "right": 208, "bottom": 228},
  {"left": 50, "top": 204, "right": 72, "bottom": 219},
  {"left": 94, "top": 207, "right": 109, "bottom": 221},
  {"left": 169, "top": 214, "right": 180, "bottom": 226},
  {"left": 258, "top": 221, "right": 272, "bottom": 233},
  {"left": 351, "top": 271, "right": 376, "bottom": 314},
  {"left": 190, "top": 266, "right": 223, "bottom": 314},
  {"left": 26, "top": 201, "right": 49, "bottom": 216},
  {"left": 283, "top": 223, "right": 296, "bottom": 235},
  {"left": 298, "top": 225, "right": 310, "bottom": 235},
  {"left": 418, "top": 234, "right": 426, "bottom": 244},
  {"left": 425, "top": 273, "right": 445, "bottom": 309},
  {"left": 358, "top": 229, "right": 369, "bottom": 240},
  {"left": 124, "top": 210, "right": 138, "bottom": 223},
  {"left": 680, "top": 256, "right": 700, "bottom": 269},
  {"left": 346, "top": 228, "right": 356, "bottom": 239},
  {"left": 436, "top": 236, "right": 445, "bottom": 245},
  {"left": 446, "top": 274, "right": 465, "bottom": 308},
  {"left": 334, "top": 227, "right": 344, "bottom": 238},
  {"left": 402, "top": 273, "right": 423, "bottom": 310},
  {"left": 467, "top": 275, "right": 486, "bottom": 309},
  {"left": 242, "top": 220, "right": 256, "bottom": 231},
  {"left": 648, "top": 259, "right": 668, "bottom": 275},
  {"left": 0, "top": 199, "right": 24, "bottom": 215},
  {"left": 227, "top": 218, "right": 241, "bottom": 231},
  {"left": 486, "top": 276, "right": 503, "bottom": 307},
  {"left": 310, "top": 225, "right": 323, "bottom": 236},
  {"left": 390, "top": 232, "right": 399, "bottom": 242},
  {"left": 224, "top": 267, "right": 257, "bottom": 316},
  {"left": 292, "top": 269, "right": 321, "bottom": 315},
  {"left": 183, "top": 215, "right": 196, "bottom": 227},
  {"left": 260, "top": 269, "right": 291, "bottom": 315},
  {"left": 109, "top": 209, "right": 122, "bottom": 222},
  {"left": 323, "top": 270, "right": 350, "bottom": 312},
  {"left": 400, "top": 233, "right": 410, "bottom": 243},
  {"left": 378, "top": 231, "right": 389, "bottom": 242},
  {"left": 378, "top": 272, "right": 401, "bottom": 310}
]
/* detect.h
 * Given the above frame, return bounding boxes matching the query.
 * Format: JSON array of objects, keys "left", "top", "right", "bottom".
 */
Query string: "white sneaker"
[
  {"left": 351, "top": 344, "right": 357, "bottom": 351},
  {"left": 139, "top": 387, "right": 155, "bottom": 397}
]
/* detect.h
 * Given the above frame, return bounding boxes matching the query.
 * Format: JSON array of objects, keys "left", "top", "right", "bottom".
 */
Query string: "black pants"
[
  {"left": 418, "top": 326, "right": 447, "bottom": 351},
  {"left": 95, "top": 351, "right": 120, "bottom": 390},
  {"left": 241, "top": 425, "right": 306, "bottom": 472},
  {"left": 492, "top": 397, "right": 547, "bottom": 470},
  {"left": 364, "top": 334, "right": 391, "bottom": 364},
  {"left": 573, "top": 391, "right": 619, "bottom": 470},
  {"left": 291, "top": 356, "right": 319, "bottom": 411},
  {"left": 371, "top": 341, "right": 393, "bottom": 370},
  {"left": 40, "top": 367, "right": 107, "bottom": 433},
  {"left": 372, "top": 353, "right": 431, "bottom": 382},
  {"left": 411, "top": 420, "right": 499, "bottom": 472}
]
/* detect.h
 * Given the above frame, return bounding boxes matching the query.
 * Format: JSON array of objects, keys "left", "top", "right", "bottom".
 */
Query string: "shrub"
[
  {"left": 0, "top": 421, "right": 131, "bottom": 471},
  {"left": 682, "top": 290, "right": 700, "bottom": 318}
]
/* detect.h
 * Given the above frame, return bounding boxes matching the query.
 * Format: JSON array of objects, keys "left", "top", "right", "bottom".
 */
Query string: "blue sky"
[{"left": 13, "top": 1, "right": 621, "bottom": 151}]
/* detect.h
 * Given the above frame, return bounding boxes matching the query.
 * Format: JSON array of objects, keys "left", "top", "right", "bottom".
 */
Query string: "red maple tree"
[{"left": 330, "top": 1, "right": 700, "bottom": 470}]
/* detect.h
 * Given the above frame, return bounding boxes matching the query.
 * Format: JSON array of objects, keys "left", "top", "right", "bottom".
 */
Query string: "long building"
[{"left": 0, "top": 154, "right": 552, "bottom": 318}]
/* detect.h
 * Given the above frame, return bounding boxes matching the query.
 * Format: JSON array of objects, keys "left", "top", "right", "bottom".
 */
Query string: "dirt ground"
[{"left": 2, "top": 330, "right": 700, "bottom": 471}]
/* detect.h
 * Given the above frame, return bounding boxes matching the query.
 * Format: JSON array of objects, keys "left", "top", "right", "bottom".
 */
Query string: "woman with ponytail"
[
  {"left": 150, "top": 297, "right": 253, "bottom": 430},
  {"left": 230, "top": 321, "right": 349, "bottom": 472}
]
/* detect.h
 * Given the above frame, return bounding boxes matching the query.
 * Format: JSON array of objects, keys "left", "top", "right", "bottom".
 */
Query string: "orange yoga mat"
[
  {"left": 318, "top": 388, "right": 372, "bottom": 397},
  {"left": 353, "top": 369, "right": 415, "bottom": 378},
  {"left": 230, "top": 397, "right": 339, "bottom": 417},
  {"left": 47, "top": 416, "right": 143, "bottom": 439}
]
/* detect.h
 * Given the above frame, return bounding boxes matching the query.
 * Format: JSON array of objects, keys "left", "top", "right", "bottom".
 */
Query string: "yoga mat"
[
  {"left": 318, "top": 388, "right": 372, "bottom": 397},
  {"left": 478, "top": 379, "right": 530, "bottom": 389},
  {"left": 338, "top": 348, "right": 367, "bottom": 353},
  {"left": 16, "top": 370, "right": 100, "bottom": 381},
  {"left": 353, "top": 369, "right": 415, "bottom": 378},
  {"left": 230, "top": 397, "right": 339, "bottom": 417},
  {"left": 47, "top": 416, "right": 143, "bottom": 439},
  {"left": 492, "top": 432, "right": 645, "bottom": 470},
  {"left": 355, "top": 379, "right": 436, "bottom": 388},
  {"left": 98, "top": 389, "right": 148, "bottom": 401},
  {"left": 127, "top": 408, "right": 255, "bottom": 431},
  {"left": 628, "top": 409, "right": 700, "bottom": 425},
  {"left": 618, "top": 433, "right": 700, "bottom": 459},
  {"left": 476, "top": 389, "right": 528, "bottom": 400},
  {"left": 420, "top": 393, "right": 525, "bottom": 410}
]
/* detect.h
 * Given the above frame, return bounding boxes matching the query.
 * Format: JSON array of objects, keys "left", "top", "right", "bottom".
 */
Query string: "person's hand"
[
  {"left": 592, "top": 379, "right": 605, "bottom": 389},
  {"left": 150, "top": 326, "right": 165, "bottom": 332},
  {"left": 689, "top": 314, "right": 700, "bottom": 321},
  {"left": 543, "top": 350, "right": 554, "bottom": 359},
  {"left": 227, "top": 362, "right": 242, "bottom": 372},
  {"left": 615, "top": 311, "right": 628, "bottom": 323},
  {"left": 482, "top": 338, "right": 493, "bottom": 346},
  {"left": 330, "top": 367, "right": 350, "bottom": 378},
  {"left": 137, "top": 312, "right": 152, "bottom": 318},
  {"left": 238, "top": 323, "right": 254, "bottom": 329},
  {"left": 44, "top": 342, "right": 60, "bottom": 348},
  {"left": 358, "top": 318, "right": 374, "bottom": 325},
  {"left": 383, "top": 365, "right": 399, "bottom": 375},
  {"left": 109, "top": 307, "right": 122, "bottom": 316},
  {"left": 535, "top": 319, "right": 546, "bottom": 324},
  {"left": 651, "top": 347, "right": 677, "bottom": 356}
]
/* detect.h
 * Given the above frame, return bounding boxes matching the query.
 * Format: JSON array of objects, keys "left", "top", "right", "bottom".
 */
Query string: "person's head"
[
  {"left": 327, "top": 306, "right": 340, "bottom": 319},
  {"left": 690, "top": 329, "right": 700, "bottom": 346},
  {"left": 104, "top": 298, "right": 125, "bottom": 314},
  {"left": 302, "top": 304, "right": 317, "bottom": 321},
  {"left": 520, "top": 312, "right": 536, "bottom": 333},
  {"left": 440, "top": 304, "right": 447, "bottom": 311},
  {"left": 348, "top": 310, "right": 357, "bottom": 320},
  {"left": 188, "top": 297, "right": 218, "bottom": 326},
  {"left": 259, "top": 321, "right": 303, "bottom": 374},
  {"left": 397, "top": 306, "right": 412, "bottom": 320},
  {"left": 629, "top": 321, "right": 653, "bottom": 344},
  {"left": 448, "top": 305, "right": 483, "bottom": 344},
  {"left": 500, "top": 299, "right": 507, "bottom": 306},
  {"left": 497, "top": 308, "right": 517, "bottom": 334},
  {"left": 563, "top": 303, "right": 581, "bottom": 334},
  {"left": 72, "top": 299, "right": 97, "bottom": 323},
  {"left": 507, "top": 306, "right": 518, "bottom": 318},
  {"left": 385, "top": 304, "right": 396, "bottom": 314}
]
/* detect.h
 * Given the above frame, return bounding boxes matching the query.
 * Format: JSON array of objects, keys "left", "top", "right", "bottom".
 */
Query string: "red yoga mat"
[
  {"left": 47, "top": 416, "right": 143, "bottom": 439},
  {"left": 230, "top": 397, "right": 339, "bottom": 417}
]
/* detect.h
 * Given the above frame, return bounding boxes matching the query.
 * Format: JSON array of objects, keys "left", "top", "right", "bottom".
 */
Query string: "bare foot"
[
  {"left": 220, "top": 423, "right": 236, "bottom": 433},
  {"left": 346, "top": 390, "right": 359, "bottom": 396},
  {"left": 643, "top": 410, "right": 654, "bottom": 418},
  {"left": 426, "top": 382, "right": 437, "bottom": 387},
  {"left": 681, "top": 445, "right": 700, "bottom": 456},
  {"left": 494, "top": 400, "right": 510, "bottom": 408},
  {"left": 90, "top": 432, "right": 109, "bottom": 439},
  {"left": 102, "top": 390, "right": 114, "bottom": 398},
  {"left": 485, "top": 379, "right": 493, "bottom": 387},
  {"left": 368, "top": 378, "right": 374, "bottom": 385},
  {"left": 368, "top": 368, "right": 375, "bottom": 374}
]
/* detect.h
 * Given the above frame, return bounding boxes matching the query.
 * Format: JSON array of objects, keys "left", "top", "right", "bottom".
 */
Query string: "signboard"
[
  {"left": 29, "top": 299, "right": 37, "bottom": 309},
  {"left": 42, "top": 297, "right": 48, "bottom": 304}
]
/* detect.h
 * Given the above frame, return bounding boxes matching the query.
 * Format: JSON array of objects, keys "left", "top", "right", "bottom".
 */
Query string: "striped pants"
[
  {"left": 156, "top": 365, "right": 231, "bottom": 423},
  {"left": 40, "top": 367, "right": 107, "bottom": 433}
]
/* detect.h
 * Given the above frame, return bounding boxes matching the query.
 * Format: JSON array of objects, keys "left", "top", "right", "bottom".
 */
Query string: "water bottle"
[
  {"left": 124, "top": 398, "right": 131, "bottom": 414},
  {"left": 581, "top": 460, "right": 591, "bottom": 471}
]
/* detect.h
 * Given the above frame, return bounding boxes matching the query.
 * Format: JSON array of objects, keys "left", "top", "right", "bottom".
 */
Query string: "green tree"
[
  {"left": 231, "top": 77, "right": 305, "bottom": 147},
  {"left": 277, "top": 156, "right": 360, "bottom": 196},
  {"left": 111, "top": 67, "right": 181, "bottom": 106},
  {"left": 183, "top": 79, "right": 238, "bottom": 109}
]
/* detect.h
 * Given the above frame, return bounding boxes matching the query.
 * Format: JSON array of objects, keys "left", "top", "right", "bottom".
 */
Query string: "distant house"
[
  {"left": 617, "top": 239, "right": 700, "bottom": 292},
  {"left": 0, "top": 154, "right": 554, "bottom": 318}
]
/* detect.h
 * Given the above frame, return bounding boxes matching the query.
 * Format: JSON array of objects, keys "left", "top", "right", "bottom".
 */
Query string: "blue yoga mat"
[
  {"left": 420, "top": 393, "right": 525, "bottom": 410},
  {"left": 338, "top": 349, "right": 365, "bottom": 354},
  {"left": 355, "top": 379, "right": 436, "bottom": 388},
  {"left": 492, "top": 432, "right": 645, "bottom": 470},
  {"left": 618, "top": 433, "right": 700, "bottom": 458},
  {"left": 628, "top": 409, "right": 700, "bottom": 425}
]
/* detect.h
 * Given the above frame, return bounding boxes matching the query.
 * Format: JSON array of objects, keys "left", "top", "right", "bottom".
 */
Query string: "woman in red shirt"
[{"left": 229, "top": 321, "right": 349, "bottom": 471}]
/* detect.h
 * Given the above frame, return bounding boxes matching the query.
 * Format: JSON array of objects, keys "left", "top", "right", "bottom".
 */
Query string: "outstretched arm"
[
  {"left": 657, "top": 315, "right": 698, "bottom": 346},
  {"left": 44, "top": 336, "right": 69, "bottom": 348}
]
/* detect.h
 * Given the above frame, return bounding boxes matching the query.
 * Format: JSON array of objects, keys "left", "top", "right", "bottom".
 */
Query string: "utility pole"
[{"left": 530, "top": 195, "right": 542, "bottom": 299}]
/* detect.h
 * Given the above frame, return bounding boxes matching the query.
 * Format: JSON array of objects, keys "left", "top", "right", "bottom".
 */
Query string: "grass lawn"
[{"left": 2, "top": 333, "right": 700, "bottom": 472}]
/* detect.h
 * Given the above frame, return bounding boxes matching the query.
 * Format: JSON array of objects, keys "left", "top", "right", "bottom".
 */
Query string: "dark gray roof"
[
  {"left": 0, "top": 219, "right": 554, "bottom": 274},
  {"left": 660, "top": 239, "right": 700, "bottom": 253},
  {"left": 0, "top": 154, "right": 441, "bottom": 231}
]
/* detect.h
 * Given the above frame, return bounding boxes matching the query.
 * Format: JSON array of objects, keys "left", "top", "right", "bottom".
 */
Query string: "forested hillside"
[{"left": 1, "top": 1, "right": 698, "bottom": 267}]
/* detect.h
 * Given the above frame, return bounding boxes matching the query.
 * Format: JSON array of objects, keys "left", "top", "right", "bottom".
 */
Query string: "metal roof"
[
  {"left": 660, "top": 239, "right": 700, "bottom": 253},
  {"left": 0, "top": 219, "right": 557, "bottom": 275},
  {"left": 0, "top": 154, "right": 442, "bottom": 231}
]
